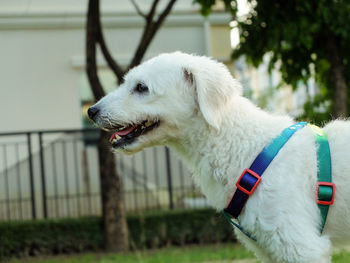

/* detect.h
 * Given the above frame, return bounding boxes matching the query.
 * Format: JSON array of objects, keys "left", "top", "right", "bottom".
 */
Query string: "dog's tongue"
[
  {"left": 117, "top": 126, "right": 136, "bottom": 136},
  {"left": 109, "top": 126, "right": 136, "bottom": 142}
]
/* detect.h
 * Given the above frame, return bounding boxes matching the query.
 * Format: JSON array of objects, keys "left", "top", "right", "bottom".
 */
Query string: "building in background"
[
  {"left": 0, "top": 0, "right": 233, "bottom": 133},
  {"left": 0, "top": 0, "right": 232, "bottom": 220}
]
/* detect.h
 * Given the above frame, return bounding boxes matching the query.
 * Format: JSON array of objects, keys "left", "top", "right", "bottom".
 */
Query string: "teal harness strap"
[
  {"left": 221, "top": 211, "right": 257, "bottom": 241},
  {"left": 222, "top": 123, "right": 335, "bottom": 241},
  {"left": 309, "top": 125, "right": 335, "bottom": 233},
  {"left": 223, "top": 122, "right": 307, "bottom": 241}
]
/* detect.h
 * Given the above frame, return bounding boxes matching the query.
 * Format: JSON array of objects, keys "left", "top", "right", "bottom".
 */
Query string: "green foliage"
[
  {"left": 193, "top": 0, "right": 237, "bottom": 17},
  {"left": 0, "top": 209, "right": 235, "bottom": 261},
  {"left": 197, "top": 0, "right": 350, "bottom": 120},
  {"left": 297, "top": 94, "right": 332, "bottom": 126},
  {"left": 0, "top": 217, "right": 104, "bottom": 259},
  {"left": 232, "top": 0, "right": 350, "bottom": 82},
  {"left": 128, "top": 209, "right": 235, "bottom": 249},
  {"left": 235, "top": 0, "right": 350, "bottom": 120},
  {"left": 193, "top": 0, "right": 216, "bottom": 16}
]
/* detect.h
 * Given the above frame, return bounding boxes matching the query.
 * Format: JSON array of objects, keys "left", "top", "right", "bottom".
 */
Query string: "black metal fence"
[{"left": 0, "top": 129, "right": 207, "bottom": 221}]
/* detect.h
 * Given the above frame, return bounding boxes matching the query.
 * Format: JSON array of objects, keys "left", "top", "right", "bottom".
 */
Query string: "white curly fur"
[{"left": 91, "top": 52, "right": 350, "bottom": 263}]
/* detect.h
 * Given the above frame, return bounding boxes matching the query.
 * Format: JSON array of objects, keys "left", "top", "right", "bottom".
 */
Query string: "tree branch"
[
  {"left": 147, "top": 0, "right": 160, "bottom": 22},
  {"left": 154, "top": 0, "right": 177, "bottom": 28},
  {"left": 86, "top": 0, "right": 105, "bottom": 101},
  {"left": 95, "top": 1, "right": 125, "bottom": 83},
  {"left": 128, "top": 0, "right": 177, "bottom": 70},
  {"left": 87, "top": 0, "right": 177, "bottom": 91},
  {"left": 130, "top": 0, "right": 147, "bottom": 19}
]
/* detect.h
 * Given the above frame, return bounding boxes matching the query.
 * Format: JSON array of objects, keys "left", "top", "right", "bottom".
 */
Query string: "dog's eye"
[{"left": 134, "top": 83, "right": 149, "bottom": 94}]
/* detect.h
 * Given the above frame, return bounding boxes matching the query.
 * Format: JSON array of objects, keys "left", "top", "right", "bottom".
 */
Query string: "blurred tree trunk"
[
  {"left": 86, "top": 0, "right": 128, "bottom": 252},
  {"left": 325, "top": 36, "right": 348, "bottom": 118},
  {"left": 85, "top": 0, "right": 177, "bottom": 252},
  {"left": 98, "top": 130, "right": 128, "bottom": 251}
]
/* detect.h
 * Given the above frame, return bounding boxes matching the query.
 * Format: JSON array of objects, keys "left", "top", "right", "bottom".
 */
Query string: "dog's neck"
[{"left": 167, "top": 96, "right": 293, "bottom": 210}]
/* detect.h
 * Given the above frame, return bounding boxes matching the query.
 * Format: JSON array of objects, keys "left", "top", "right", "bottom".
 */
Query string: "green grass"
[
  {"left": 333, "top": 250, "right": 350, "bottom": 263},
  {"left": 8, "top": 244, "right": 253, "bottom": 263},
  {"left": 7, "top": 244, "right": 350, "bottom": 263}
]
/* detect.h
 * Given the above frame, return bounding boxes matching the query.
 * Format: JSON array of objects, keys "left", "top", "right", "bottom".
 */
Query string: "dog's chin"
[
  {"left": 111, "top": 133, "right": 164, "bottom": 155},
  {"left": 111, "top": 139, "right": 146, "bottom": 155}
]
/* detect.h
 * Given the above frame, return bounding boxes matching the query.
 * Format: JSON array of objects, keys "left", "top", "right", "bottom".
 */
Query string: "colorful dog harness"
[
  {"left": 309, "top": 124, "right": 335, "bottom": 232},
  {"left": 223, "top": 122, "right": 335, "bottom": 240}
]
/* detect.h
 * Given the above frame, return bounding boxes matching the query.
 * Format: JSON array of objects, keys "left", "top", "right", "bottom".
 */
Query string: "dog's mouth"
[{"left": 108, "top": 119, "right": 160, "bottom": 148}]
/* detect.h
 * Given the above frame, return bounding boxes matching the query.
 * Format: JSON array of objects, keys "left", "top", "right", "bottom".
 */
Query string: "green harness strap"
[
  {"left": 223, "top": 124, "right": 334, "bottom": 241},
  {"left": 309, "top": 125, "right": 335, "bottom": 233}
]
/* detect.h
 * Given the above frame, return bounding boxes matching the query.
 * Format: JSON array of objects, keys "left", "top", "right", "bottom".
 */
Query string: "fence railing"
[{"left": 0, "top": 129, "right": 208, "bottom": 221}]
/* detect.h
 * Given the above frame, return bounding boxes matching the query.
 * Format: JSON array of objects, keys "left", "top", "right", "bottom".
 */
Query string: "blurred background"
[{"left": 0, "top": 0, "right": 349, "bottom": 262}]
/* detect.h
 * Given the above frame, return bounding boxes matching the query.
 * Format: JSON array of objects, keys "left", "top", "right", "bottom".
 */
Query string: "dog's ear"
[{"left": 183, "top": 63, "right": 241, "bottom": 130}]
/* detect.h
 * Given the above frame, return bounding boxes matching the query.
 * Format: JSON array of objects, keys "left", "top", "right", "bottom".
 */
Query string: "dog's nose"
[{"left": 88, "top": 106, "right": 99, "bottom": 120}]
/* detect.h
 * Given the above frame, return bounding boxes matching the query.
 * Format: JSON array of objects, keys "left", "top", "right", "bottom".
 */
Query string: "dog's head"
[{"left": 88, "top": 52, "right": 242, "bottom": 154}]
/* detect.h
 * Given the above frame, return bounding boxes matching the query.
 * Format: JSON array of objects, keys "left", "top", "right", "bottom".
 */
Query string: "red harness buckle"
[
  {"left": 316, "top": 182, "right": 335, "bottom": 205},
  {"left": 236, "top": 169, "right": 261, "bottom": 196}
]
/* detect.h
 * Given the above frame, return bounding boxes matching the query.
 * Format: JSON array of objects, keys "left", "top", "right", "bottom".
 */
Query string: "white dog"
[{"left": 88, "top": 52, "right": 350, "bottom": 263}]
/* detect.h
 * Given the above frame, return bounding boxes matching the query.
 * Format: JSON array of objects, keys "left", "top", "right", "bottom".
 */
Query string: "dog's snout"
[{"left": 88, "top": 106, "right": 100, "bottom": 121}]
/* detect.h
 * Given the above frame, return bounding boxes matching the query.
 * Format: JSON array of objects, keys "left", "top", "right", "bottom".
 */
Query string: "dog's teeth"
[
  {"left": 112, "top": 135, "right": 121, "bottom": 143},
  {"left": 145, "top": 121, "right": 153, "bottom": 127}
]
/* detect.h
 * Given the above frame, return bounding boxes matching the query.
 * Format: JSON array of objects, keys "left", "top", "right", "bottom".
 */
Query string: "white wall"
[
  {"left": 0, "top": 0, "right": 231, "bottom": 133},
  {"left": 0, "top": 29, "right": 84, "bottom": 132},
  {"left": 0, "top": 1, "right": 231, "bottom": 219}
]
